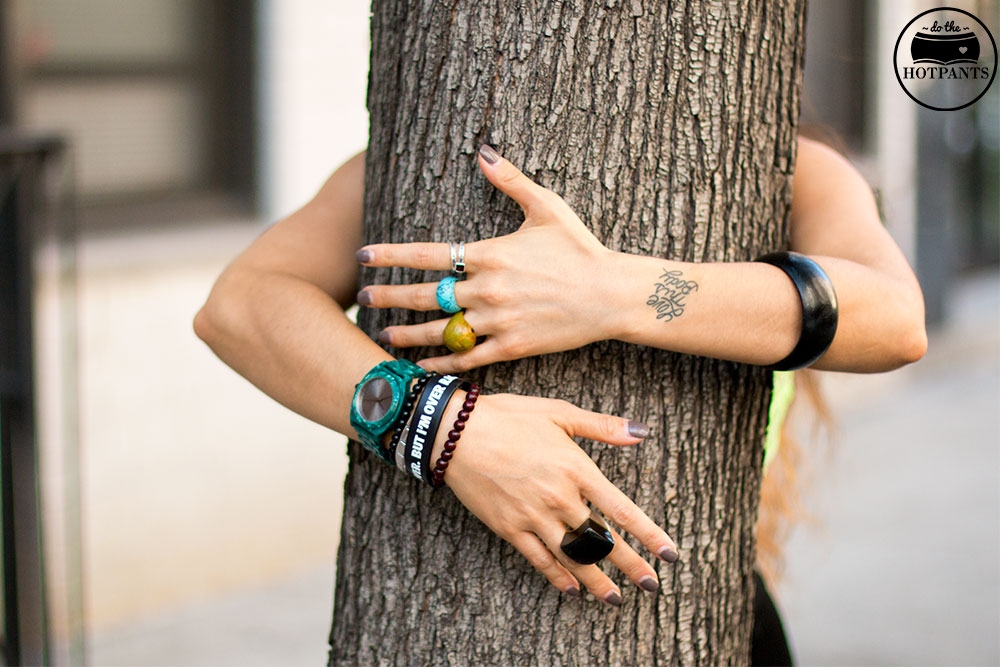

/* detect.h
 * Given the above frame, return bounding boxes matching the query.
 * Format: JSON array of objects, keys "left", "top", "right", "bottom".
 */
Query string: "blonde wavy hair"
[{"left": 756, "top": 369, "right": 833, "bottom": 585}]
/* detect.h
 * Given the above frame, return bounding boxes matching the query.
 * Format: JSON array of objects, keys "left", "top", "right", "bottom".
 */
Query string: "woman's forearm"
[
  {"left": 362, "top": 141, "right": 927, "bottom": 375},
  {"left": 601, "top": 251, "right": 926, "bottom": 373},
  {"left": 194, "top": 265, "right": 391, "bottom": 437}
]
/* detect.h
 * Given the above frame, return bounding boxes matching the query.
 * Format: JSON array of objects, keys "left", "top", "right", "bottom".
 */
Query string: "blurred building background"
[{"left": 0, "top": 0, "right": 996, "bottom": 665}]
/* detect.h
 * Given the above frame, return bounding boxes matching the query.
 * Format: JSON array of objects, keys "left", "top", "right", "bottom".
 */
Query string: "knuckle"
[
  {"left": 596, "top": 413, "right": 620, "bottom": 440},
  {"left": 552, "top": 398, "right": 574, "bottom": 414},
  {"left": 500, "top": 334, "right": 529, "bottom": 358},
  {"left": 539, "top": 188, "right": 562, "bottom": 207},
  {"left": 413, "top": 288, "right": 437, "bottom": 310},
  {"left": 623, "top": 558, "right": 654, "bottom": 584},
  {"left": 477, "top": 283, "right": 507, "bottom": 307},
  {"left": 553, "top": 399, "right": 580, "bottom": 423},
  {"left": 498, "top": 166, "right": 522, "bottom": 188},
  {"left": 414, "top": 245, "right": 435, "bottom": 268},
  {"left": 424, "top": 326, "right": 442, "bottom": 346},
  {"left": 471, "top": 242, "right": 495, "bottom": 270},
  {"left": 608, "top": 501, "right": 637, "bottom": 527},
  {"left": 490, "top": 513, "right": 519, "bottom": 538},
  {"left": 564, "top": 457, "right": 595, "bottom": 486},
  {"left": 535, "top": 483, "right": 570, "bottom": 513},
  {"left": 529, "top": 547, "right": 557, "bottom": 571},
  {"left": 451, "top": 354, "right": 474, "bottom": 372}
]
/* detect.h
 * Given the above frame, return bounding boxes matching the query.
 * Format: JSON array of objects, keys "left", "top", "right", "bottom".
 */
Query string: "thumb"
[
  {"left": 478, "top": 144, "right": 552, "bottom": 214},
  {"left": 559, "top": 402, "right": 651, "bottom": 446}
]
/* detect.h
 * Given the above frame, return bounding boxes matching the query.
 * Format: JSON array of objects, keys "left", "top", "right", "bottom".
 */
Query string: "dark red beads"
[{"left": 431, "top": 383, "right": 480, "bottom": 488}]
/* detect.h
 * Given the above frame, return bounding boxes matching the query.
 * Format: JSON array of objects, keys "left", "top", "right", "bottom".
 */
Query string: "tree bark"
[{"left": 331, "top": 1, "right": 805, "bottom": 664}]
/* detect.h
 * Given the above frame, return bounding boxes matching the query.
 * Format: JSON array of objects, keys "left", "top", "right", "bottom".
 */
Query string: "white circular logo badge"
[{"left": 894, "top": 7, "right": 997, "bottom": 111}]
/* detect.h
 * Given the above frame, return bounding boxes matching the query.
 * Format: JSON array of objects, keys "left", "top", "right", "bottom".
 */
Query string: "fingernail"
[
  {"left": 564, "top": 586, "right": 581, "bottom": 598},
  {"left": 638, "top": 576, "right": 659, "bottom": 592},
  {"left": 378, "top": 330, "right": 392, "bottom": 345},
  {"left": 479, "top": 144, "right": 501, "bottom": 164},
  {"left": 627, "top": 420, "right": 650, "bottom": 439},
  {"left": 658, "top": 546, "right": 679, "bottom": 563},
  {"left": 604, "top": 591, "right": 623, "bottom": 607},
  {"left": 356, "top": 290, "right": 373, "bottom": 306},
  {"left": 355, "top": 248, "right": 373, "bottom": 263}
]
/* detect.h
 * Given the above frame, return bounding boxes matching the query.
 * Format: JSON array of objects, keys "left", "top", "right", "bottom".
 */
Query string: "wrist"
[
  {"left": 428, "top": 383, "right": 481, "bottom": 487},
  {"left": 397, "top": 374, "right": 463, "bottom": 482},
  {"left": 596, "top": 251, "right": 649, "bottom": 342},
  {"left": 429, "top": 391, "right": 464, "bottom": 464},
  {"left": 580, "top": 248, "right": 619, "bottom": 342}
]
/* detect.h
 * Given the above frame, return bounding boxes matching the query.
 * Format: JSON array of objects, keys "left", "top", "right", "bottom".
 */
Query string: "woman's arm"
[
  {"left": 195, "top": 152, "right": 388, "bottom": 430},
  {"left": 194, "top": 152, "right": 677, "bottom": 604},
  {"left": 358, "top": 140, "right": 927, "bottom": 373}
]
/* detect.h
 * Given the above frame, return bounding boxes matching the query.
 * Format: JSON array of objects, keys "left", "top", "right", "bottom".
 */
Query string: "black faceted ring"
[{"left": 560, "top": 513, "right": 615, "bottom": 565}]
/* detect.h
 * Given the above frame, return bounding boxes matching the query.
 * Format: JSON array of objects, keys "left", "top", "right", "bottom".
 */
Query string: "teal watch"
[{"left": 350, "top": 359, "right": 428, "bottom": 461}]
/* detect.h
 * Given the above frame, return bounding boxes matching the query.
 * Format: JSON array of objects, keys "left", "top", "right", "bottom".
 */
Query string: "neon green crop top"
[{"left": 763, "top": 371, "right": 795, "bottom": 471}]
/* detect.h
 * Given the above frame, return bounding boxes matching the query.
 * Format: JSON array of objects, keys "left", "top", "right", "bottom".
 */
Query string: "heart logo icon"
[{"left": 959, "top": 46, "right": 969, "bottom": 53}]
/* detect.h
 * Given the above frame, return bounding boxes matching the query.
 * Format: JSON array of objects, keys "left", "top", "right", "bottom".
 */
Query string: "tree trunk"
[{"left": 331, "top": 1, "right": 805, "bottom": 664}]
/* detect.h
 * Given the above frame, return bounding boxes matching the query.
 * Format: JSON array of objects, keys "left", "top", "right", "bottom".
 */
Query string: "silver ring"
[{"left": 452, "top": 241, "right": 466, "bottom": 274}]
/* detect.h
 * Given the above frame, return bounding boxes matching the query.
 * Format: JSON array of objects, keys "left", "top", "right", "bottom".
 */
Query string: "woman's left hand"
[{"left": 356, "top": 145, "right": 622, "bottom": 374}]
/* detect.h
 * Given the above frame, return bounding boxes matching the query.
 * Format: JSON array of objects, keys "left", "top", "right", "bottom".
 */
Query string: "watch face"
[{"left": 356, "top": 376, "right": 394, "bottom": 423}]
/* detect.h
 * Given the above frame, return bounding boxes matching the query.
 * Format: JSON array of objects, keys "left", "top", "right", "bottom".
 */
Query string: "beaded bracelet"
[
  {"left": 756, "top": 251, "right": 839, "bottom": 371},
  {"left": 385, "top": 375, "right": 428, "bottom": 462},
  {"left": 431, "top": 383, "right": 480, "bottom": 488}
]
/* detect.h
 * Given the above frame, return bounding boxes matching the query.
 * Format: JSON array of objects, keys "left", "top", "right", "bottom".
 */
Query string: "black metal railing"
[{"left": 0, "top": 130, "right": 67, "bottom": 666}]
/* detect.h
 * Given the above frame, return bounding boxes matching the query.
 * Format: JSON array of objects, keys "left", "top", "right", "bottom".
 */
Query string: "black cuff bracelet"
[{"left": 756, "top": 251, "right": 839, "bottom": 371}]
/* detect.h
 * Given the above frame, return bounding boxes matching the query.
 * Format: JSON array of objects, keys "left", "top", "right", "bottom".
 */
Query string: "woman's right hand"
[{"left": 437, "top": 391, "right": 679, "bottom": 605}]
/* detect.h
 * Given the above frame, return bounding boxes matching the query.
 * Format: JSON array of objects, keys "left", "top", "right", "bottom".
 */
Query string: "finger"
[
  {"left": 508, "top": 532, "right": 581, "bottom": 597},
  {"left": 604, "top": 526, "right": 661, "bottom": 593},
  {"left": 357, "top": 242, "right": 470, "bottom": 271},
  {"left": 478, "top": 145, "right": 554, "bottom": 215},
  {"left": 555, "top": 402, "right": 651, "bottom": 446},
  {"left": 416, "top": 338, "right": 507, "bottom": 374},
  {"left": 358, "top": 283, "right": 441, "bottom": 311},
  {"left": 580, "top": 476, "right": 680, "bottom": 565},
  {"left": 538, "top": 521, "right": 623, "bottom": 606},
  {"left": 379, "top": 320, "right": 448, "bottom": 349}
]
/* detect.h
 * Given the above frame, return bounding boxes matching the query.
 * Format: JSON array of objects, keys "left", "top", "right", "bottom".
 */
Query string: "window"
[{"left": 18, "top": 0, "right": 255, "bottom": 225}]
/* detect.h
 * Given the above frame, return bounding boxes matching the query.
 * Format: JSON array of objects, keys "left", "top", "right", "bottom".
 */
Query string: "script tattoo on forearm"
[{"left": 646, "top": 269, "right": 698, "bottom": 322}]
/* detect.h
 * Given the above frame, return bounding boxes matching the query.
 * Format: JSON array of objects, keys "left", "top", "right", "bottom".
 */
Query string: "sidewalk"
[{"left": 780, "top": 269, "right": 1000, "bottom": 666}]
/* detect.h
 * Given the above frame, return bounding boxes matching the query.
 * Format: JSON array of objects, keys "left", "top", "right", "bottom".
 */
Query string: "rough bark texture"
[{"left": 331, "top": 1, "right": 805, "bottom": 664}]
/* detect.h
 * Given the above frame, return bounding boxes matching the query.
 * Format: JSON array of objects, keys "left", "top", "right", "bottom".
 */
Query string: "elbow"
[
  {"left": 879, "top": 293, "right": 929, "bottom": 370},
  {"left": 896, "top": 284, "right": 929, "bottom": 366},
  {"left": 897, "top": 317, "right": 928, "bottom": 366},
  {"left": 193, "top": 272, "right": 241, "bottom": 352},
  {"left": 193, "top": 302, "right": 215, "bottom": 346},
  {"left": 828, "top": 288, "right": 928, "bottom": 373}
]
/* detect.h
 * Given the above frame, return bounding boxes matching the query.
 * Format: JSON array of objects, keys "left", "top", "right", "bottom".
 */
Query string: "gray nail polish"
[
  {"left": 564, "top": 586, "right": 581, "bottom": 598},
  {"left": 604, "top": 591, "right": 623, "bottom": 607},
  {"left": 659, "top": 546, "right": 679, "bottom": 563},
  {"left": 638, "top": 576, "right": 659, "bottom": 592},
  {"left": 378, "top": 330, "right": 392, "bottom": 345},
  {"left": 627, "top": 420, "right": 650, "bottom": 439},
  {"left": 356, "top": 290, "right": 373, "bottom": 306},
  {"left": 479, "top": 144, "right": 501, "bottom": 164},
  {"left": 356, "top": 248, "right": 373, "bottom": 263}
]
